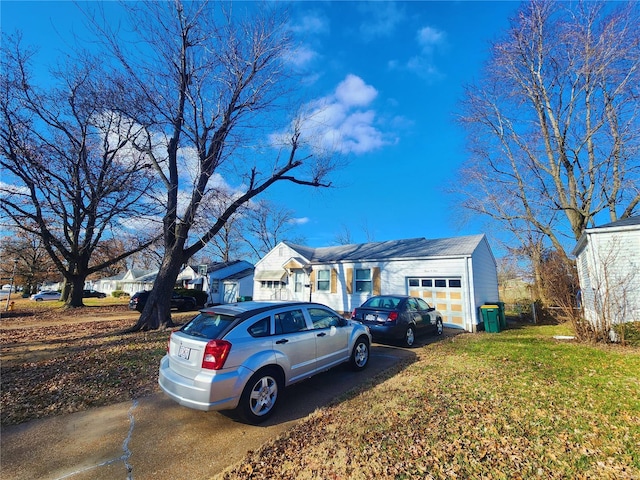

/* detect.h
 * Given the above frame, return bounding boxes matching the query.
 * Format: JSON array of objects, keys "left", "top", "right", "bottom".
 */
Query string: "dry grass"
[
  {"left": 220, "top": 325, "right": 640, "bottom": 480},
  {"left": 2, "top": 300, "right": 639, "bottom": 479},
  {"left": 0, "top": 298, "right": 192, "bottom": 426}
]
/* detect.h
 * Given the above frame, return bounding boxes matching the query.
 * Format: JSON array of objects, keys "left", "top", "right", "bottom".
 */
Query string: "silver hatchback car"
[{"left": 159, "top": 301, "right": 371, "bottom": 424}]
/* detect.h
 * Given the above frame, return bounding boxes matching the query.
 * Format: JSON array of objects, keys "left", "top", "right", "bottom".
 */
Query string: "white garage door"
[{"left": 407, "top": 277, "right": 465, "bottom": 328}]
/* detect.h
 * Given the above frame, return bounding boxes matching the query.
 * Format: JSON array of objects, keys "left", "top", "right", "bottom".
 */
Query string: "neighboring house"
[
  {"left": 93, "top": 268, "right": 156, "bottom": 296},
  {"left": 572, "top": 216, "right": 640, "bottom": 331},
  {"left": 253, "top": 235, "right": 499, "bottom": 332},
  {"left": 178, "top": 260, "right": 254, "bottom": 306}
]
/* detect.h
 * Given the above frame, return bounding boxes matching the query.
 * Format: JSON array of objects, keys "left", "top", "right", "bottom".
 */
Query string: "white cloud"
[
  {"left": 286, "top": 45, "right": 318, "bottom": 68},
  {"left": 358, "top": 2, "right": 405, "bottom": 40},
  {"left": 272, "top": 74, "right": 391, "bottom": 156},
  {"left": 290, "top": 12, "right": 329, "bottom": 35},
  {"left": 335, "top": 74, "right": 378, "bottom": 107},
  {"left": 289, "top": 217, "right": 310, "bottom": 225},
  {"left": 417, "top": 26, "right": 446, "bottom": 52},
  {"left": 388, "top": 25, "right": 447, "bottom": 81}
]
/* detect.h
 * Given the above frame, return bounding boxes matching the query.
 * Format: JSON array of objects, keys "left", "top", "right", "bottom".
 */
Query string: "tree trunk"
[
  {"left": 129, "top": 246, "right": 186, "bottom": 331},
  {"left": 67, "top": 277, "right": 86, "bottom": 307}
]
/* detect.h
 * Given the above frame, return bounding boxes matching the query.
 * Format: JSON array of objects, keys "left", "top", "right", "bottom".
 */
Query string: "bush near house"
[{"left": 613, "top": 322, "right": 640, "bottom": 347}]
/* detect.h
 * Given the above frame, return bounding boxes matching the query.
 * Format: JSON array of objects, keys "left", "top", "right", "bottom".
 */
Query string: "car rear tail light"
[
  {"left": 387, "top": 312, "right": 398, "bottom": 323},
  {"left": 351, "top": 309, "right": 356, "bottom": 319},
  {"left": 202, "top": 340, "right": 232, "bottom": 370}
]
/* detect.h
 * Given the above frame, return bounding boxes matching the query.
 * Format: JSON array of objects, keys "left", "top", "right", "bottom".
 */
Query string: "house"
[
  {"left": 93, "top": 268, "right": 156, "bottom": 296},
  {"left": 178, "top": 260, "right": 254, "bottom": 306},
  {"left": 572, "top": 216, "right": 640, "bottom": 331},
  {"left": 253, "top": 235, "right": 499, "bottom": 332}
]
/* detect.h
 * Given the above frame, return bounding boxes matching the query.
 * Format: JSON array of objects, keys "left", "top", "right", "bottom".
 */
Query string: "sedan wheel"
[
  {"left": 238, "top": 368, "right": 282, "bottom": 424},
  {"left": 404, "top": 326, "right": 415, "bottom": 347},
  {"left": 437, "top": 319, "right": 443, "bottom": 335},
  {"left": 350, "top": 336, "right": 370, "bottom": 371}
]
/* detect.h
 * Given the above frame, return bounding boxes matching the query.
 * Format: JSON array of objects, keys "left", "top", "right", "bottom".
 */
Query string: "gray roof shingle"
[{"left": 284, "top": 234, "right": 485, "bottom": 263}]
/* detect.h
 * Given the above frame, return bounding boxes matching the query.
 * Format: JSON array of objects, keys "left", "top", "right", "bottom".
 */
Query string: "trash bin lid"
[{"left": 480, "top": 304, "right": 499, "bottom": 309}]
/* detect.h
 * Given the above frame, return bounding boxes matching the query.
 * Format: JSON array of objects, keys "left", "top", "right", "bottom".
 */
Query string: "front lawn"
[{"left": 221, "top": 323, "right": 640, "bottom": 479}]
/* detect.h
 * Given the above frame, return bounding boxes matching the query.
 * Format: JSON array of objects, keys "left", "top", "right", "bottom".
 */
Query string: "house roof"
[
  {"left": 284, "top": 234, "right": 486, "bottom": 264},
  {"left": 590, "top": 215, "right": 640, "bottom": 229},
  {"left": 223, "top": 267, "right": 254, "bottom": 281},
  {"left": 572, "top": 215, "right": 640, "bottom": 256}
]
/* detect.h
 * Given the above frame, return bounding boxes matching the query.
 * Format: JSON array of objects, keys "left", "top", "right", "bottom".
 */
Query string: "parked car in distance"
[
  {"left": 129, "top": 290, "right": 198, "bottom": 312},
  {"left": 158, "top": 301, "right": 371, "bottom": 424},
  {"left": 351, "top": 295, "right": 443, "bottom": 347},
  {"left": 30, "top": 290, "right": 61, "bottom": 302},
  {"left": 83, "top": 289, "right": 107, "bottom": 298}
]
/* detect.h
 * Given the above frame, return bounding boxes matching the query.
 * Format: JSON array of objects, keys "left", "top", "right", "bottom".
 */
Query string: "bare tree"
[
  {"left": 0, "top": 230, "right": 56, "bottom": 296},
  {"left": 457, "top": 0, "right": 640, "bottom": 272},
  {"left": 242, "top": 199, "right": 306, "bottom": 258},
  {"left": 92, "top": 2, "right": 335, "bottom": 330},
  {"left": 0, "top": 35, "right": 161, "bottom": 306}
]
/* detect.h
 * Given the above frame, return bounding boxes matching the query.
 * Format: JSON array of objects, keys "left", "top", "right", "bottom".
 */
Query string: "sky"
[{"left": 1, "top": 0, "right": 522, "bottom": 254}]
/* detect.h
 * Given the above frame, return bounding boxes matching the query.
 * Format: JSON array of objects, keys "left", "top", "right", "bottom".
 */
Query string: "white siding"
[{"left": 576, "top": 227, "right": 640, "bottom": 326}]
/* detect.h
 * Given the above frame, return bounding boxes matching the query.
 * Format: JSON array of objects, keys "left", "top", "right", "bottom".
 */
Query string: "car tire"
[
  {"left": 238, "top": 367, "right": 283, "bottom": 424},
  {"left": 35, "top": 298, "right": 43, "bottom": 302},
  {"left": 404, "top": 325, "right": 416, "bottom": 347},
  {"left": 350, "top": 336, "right": 370, "bottom": 371},
  {"left": 437, "top": 318, "right": 443, "bottom": 335}
]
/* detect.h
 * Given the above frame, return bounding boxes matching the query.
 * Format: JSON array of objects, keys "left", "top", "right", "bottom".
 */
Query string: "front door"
[{"left": 292, "top": 270, "right": 306, "bottom": 301}]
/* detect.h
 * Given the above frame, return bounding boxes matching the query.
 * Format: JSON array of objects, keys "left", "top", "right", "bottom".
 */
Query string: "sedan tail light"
[
  {"left": 351, "top": 309, "right": 357, "bottom": 319},
  {"left": 387, "top": 312, "right": 398, "bottom": 324},
  {"left": 202, "top": 340, "right": 232, "bottom": 370}
]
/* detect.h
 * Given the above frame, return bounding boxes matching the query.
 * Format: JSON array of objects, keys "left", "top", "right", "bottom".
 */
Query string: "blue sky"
[{"left": 2, "top": 1, "right": 522, "bottom": 252}]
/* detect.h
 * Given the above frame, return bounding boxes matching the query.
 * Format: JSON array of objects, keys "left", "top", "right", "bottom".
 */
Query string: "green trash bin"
[
  {"left": 486, "top": 301, "right": 507, "bottom": 330},
  {"left": 480, "top": 305, "right": 502, "bottom": 333}
]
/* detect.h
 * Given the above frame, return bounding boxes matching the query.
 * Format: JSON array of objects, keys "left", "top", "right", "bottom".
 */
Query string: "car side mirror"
[{"left": 427, "top": 307, "right": 435, "bottom": 312}]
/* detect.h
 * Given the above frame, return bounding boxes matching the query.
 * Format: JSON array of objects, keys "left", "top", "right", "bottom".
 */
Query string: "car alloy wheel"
[
  {"left": 239, "top": 367, "right": 282, "bottom": 424},
  {"left": 350, "top": 336, "right": 370, "bottom": 370},
  {"left": 404, "top": 326, "right": 415, "bottom": 347},
  {"left": 437, "top": 319, "right": 443, "bottom": 335}
]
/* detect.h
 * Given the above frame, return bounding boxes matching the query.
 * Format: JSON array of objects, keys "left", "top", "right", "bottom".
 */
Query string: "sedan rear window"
[{"left": 181, "top": 312, "right": 235, "bottom": 339}]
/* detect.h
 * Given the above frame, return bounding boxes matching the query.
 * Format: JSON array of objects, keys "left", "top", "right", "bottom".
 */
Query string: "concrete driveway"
[{"left": 1, "top": 339, "right": 438, "bottom": 480}]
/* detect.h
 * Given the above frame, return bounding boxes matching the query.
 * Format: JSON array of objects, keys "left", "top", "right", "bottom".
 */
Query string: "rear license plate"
[
  {"left": 365, "top": 314, "right": 376, "bottom": 321},
  {"left": 178, "top": 345, "right": 191, "bottom": 360}
]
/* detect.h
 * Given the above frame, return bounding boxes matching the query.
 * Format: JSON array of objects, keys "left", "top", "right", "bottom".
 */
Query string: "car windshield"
[
  {"left": 181, "top": 312, "right": 235, "bottom": 339},
  {"left": 362, "top": 297, "right": 400, "bottom": 309}
]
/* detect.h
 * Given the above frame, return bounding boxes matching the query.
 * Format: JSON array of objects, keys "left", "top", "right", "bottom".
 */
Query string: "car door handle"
[
  {"left": 317, "top": 332, "right": 326, "bottom": 337},
  {"left": 275, "top": 339, "right": 289, "bottom": 344}
]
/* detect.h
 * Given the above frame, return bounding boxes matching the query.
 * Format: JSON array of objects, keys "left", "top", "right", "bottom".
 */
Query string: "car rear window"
[{"left": 181, "top": 312, "right": 235, "bottom": 339}]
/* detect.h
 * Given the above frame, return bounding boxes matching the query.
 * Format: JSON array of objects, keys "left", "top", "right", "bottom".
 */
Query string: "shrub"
[
  {"left": 111, "top": 290, "right": 128, "bottom": 298},
  {"left": 612, "top": 322, "right": 640, "bottom": 346}
]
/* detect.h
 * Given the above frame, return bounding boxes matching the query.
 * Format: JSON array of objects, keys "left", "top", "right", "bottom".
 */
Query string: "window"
[
  {"left": 434, "top": 279, "right": 447, "bottom": 288},
  {"left": 275, "top": 309, "right": 308, "bottom": 334},
  {"left": 421, "top": 279, "right": 432, "bottom": 287},
  {"left": 416, "top": 298, "right": 431, "bottom": 310},
  {"left": 317, "top": 270, "right": 330, "bottom": 291},
  {"left": 355, "top": 269, "right": 372, "bottom": 293},
  {"left": 449, "top": 279, "right": 461, "bottom": 288},
  {"left": 210, "top": 279, "right": 219, "bottom": 294},
  {"left": 308, "top": 307, "right": 342, "bottom": 329},
  {"left": 409, "top": 278, "right": 419, "bottom": 287},
  {"left": 407, "top": 298, "right": 419, "bottom": 311},
  {"left": 261, "top": 280, "right": 284, "bottom": 289},
  {"left": 247, "top": 317, "right": 270, "bottom": 337}
]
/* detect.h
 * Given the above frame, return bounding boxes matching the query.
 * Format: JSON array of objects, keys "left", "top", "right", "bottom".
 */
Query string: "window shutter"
[
  {"left": 309, "top": 270, "right": 315, "bottom": 292},
  {"left": 346, "top": 268, "right": 353, "bottom": 294},
  {"left": 331, "top": 268, "right": 337, "bottom": 294},
  {"left": 373, "top": 267, "right": 381, "bottom": 295}
]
